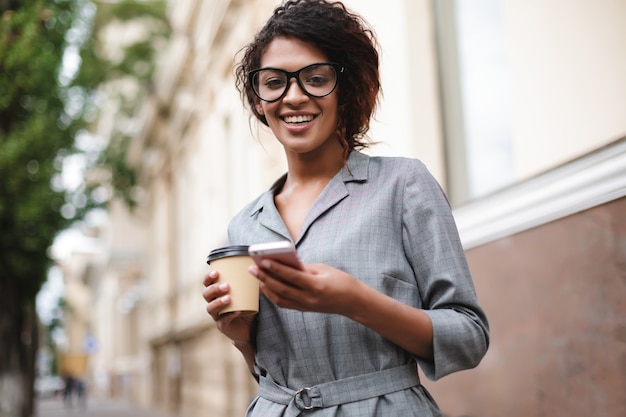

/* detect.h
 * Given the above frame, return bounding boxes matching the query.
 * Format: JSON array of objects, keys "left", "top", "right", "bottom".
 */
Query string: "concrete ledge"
[{"left": 453, "top": 136, "right": 626, "bottom": 249}]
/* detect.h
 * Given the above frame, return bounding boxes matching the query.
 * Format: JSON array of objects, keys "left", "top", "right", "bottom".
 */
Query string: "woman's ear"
[{"left": 256, "top": 104, "right": 264, "bottom": 115}]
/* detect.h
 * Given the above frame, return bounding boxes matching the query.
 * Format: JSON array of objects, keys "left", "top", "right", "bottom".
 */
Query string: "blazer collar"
[{"left": 248, "top": 151, "right": 370, "bottom": 241}]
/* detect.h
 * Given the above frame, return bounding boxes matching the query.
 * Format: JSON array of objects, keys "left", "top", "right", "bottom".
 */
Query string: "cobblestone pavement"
[{"left": 36, "top": 396, "right": 189, "bottom": 417}]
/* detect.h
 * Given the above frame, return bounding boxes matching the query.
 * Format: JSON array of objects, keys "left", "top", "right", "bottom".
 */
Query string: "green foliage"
[
  {"left": 0, "top": 0, "right": 80, "bottom": 300},
  {"left": 0, "top": 0, "right": 169, "bottom": 301},
  {"left": 104, "top": 133, "right": 138, "bottom": 208},
  {"left": 75, "top": 0, "right": 169, "bottom": 207},
  {"left": 0, "top": 2, "right": 168, "bottom": 414}
]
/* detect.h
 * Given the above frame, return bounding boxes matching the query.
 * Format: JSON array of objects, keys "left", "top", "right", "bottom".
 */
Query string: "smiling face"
[{"left": 256, "top": 37, "right": 342, "bottom": 158}]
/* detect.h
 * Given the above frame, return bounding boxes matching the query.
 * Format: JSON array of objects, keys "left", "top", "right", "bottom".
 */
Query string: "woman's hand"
[
  {"left": 202, "top": 270, "right": 256, "bottom": 346},
  {"left": 248, "top": 260, "right": 361, "bottom": 316},
  {"left": 249, "top": 260, "right": 435, "bottom": 359}
]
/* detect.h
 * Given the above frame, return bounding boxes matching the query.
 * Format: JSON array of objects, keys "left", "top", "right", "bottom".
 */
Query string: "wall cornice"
[{"left": 453, "top": 137, "right": 626, "bottom": 249}]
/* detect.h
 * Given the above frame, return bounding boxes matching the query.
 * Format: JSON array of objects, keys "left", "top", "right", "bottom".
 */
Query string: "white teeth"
[{"left": 284, "top": 115, "right": 314, "bottom": 124}]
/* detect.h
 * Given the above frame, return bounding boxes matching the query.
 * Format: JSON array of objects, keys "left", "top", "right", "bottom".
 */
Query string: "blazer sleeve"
[{"left": 401, "top": 160, "right": 489, "bottom": 380}]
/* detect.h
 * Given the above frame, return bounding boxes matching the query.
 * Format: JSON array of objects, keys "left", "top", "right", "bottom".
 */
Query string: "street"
[{"left": 36, "top": 396, "right": 189, "bottom": 417}]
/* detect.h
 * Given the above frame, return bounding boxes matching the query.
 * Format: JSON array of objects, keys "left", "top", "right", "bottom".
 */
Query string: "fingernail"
[
  {"left": 219, "top": 283, "right": 228, "bottom": 291},
  {"left": 220, "top": 295, "right": 230, "bottom": 303}
]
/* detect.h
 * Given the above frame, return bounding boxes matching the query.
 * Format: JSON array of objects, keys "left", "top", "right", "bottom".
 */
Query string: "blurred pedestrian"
[
  {"left": 62, "top": 374, "right": 74, "bottom": 406},
  {"left": 75, "top": 378, "right": 86, "bottom": 408}
]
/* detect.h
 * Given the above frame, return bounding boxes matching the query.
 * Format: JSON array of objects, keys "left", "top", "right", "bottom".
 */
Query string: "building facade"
[{"left": 68, "top": 1, "right": 626, "bottom": 416}]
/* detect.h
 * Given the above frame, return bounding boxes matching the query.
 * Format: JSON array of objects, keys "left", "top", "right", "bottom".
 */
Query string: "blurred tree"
[
  {"left": 0, "top": 1, "right": 167, "bottom": 415},
  {"left": 0, "top": 2, "right": 80, "bottom": 415}
]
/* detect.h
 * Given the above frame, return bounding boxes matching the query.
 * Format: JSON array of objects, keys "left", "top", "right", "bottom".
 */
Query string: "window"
[{"left": 434, "top": 0, "right": 514, "bottom": 205}]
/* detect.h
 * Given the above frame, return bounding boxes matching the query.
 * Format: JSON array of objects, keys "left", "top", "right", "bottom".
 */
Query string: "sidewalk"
[{"left": 36, "top": 396, "right": 189, "bottom": 417}]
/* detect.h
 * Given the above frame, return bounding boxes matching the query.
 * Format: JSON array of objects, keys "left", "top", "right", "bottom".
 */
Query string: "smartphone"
[{"left": 248, "top": 241, "right": 303, "bottom": 270}]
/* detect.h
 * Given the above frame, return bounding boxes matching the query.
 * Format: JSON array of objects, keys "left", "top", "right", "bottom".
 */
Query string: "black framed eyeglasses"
[{"left": 249, "top": 62, "right": 344, "bottom": 103}]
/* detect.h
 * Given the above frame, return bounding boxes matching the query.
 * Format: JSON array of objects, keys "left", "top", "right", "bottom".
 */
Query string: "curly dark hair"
[{"left": 234, "top": 0, "right": 380, "bottom": 154}]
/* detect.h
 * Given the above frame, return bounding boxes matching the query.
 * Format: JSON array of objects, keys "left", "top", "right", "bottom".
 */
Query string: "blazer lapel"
[
  {"left": 298, "top": 151, "right": 370, "bottom": 243},
  {"left": 251, "top": 187, "right": 293, "bottom": 241},
  {"left": 251, "top": 152, "right": 370, "bottom": 244}
]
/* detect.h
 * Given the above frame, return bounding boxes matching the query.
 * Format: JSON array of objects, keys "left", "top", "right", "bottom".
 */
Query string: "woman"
[{"left": 202, "top": 1, "right": 489, "bottom": 415}]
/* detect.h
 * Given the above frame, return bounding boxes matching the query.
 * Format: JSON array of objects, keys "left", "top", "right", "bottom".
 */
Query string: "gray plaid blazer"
[{"left": 227, "top": 151, "right": 489, "bottom": 416}]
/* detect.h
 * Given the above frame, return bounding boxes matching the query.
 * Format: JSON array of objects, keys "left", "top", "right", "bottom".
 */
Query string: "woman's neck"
[{"left": 284, "top": 143, "right": 347, "bottom": 186}]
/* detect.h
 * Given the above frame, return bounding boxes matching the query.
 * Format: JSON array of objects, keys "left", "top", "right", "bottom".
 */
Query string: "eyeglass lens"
[{"left": 252, "top": 63, "right": 338, "bottom": 102}]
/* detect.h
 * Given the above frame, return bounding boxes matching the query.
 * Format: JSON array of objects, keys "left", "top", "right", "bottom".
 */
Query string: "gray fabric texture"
[{"left": 226, "top": 151, "right": 489, "bottom": 416}]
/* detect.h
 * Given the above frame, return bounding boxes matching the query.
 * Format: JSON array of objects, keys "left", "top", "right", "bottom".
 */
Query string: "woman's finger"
[
  {"left": 253, "top": 259, "right": 305, "bottom": 289},
  {"left": 203, "top": 270, "right": 219, "bottom": 287},
  {"left": 205, "top": 293, "right": 231, "bottom": 321}
]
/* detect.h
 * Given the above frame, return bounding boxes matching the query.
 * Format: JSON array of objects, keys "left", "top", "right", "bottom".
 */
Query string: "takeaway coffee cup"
[{"left": 206, "top": 245, "right": 258, "bottom": 315}]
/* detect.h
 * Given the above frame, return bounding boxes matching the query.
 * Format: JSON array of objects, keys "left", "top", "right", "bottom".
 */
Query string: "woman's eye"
[
  {"left": 264, "top": 78, "right": 286, "bottom": 89},
  {"left": 305, "top": 75, "right": 328, "bottom": 86}
]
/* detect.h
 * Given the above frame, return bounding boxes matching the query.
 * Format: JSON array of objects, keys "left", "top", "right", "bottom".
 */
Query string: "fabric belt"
[{"left": 258, "top": 363, "right": 420, "bottom": 416}]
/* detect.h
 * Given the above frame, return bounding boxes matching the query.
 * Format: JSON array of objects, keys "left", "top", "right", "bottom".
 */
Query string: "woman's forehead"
[{"left": 260, "top": 36, "right": 329, "bottom": 69}]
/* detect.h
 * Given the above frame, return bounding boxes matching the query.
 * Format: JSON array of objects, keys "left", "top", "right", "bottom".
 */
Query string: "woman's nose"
[{"left": 282, "top": 79, "right": 309, "bottom": 104}]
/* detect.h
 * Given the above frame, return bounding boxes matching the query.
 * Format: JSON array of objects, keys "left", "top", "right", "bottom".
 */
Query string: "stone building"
[{"left": 76, "top": 1, "right": 626, "bottom": 417}]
